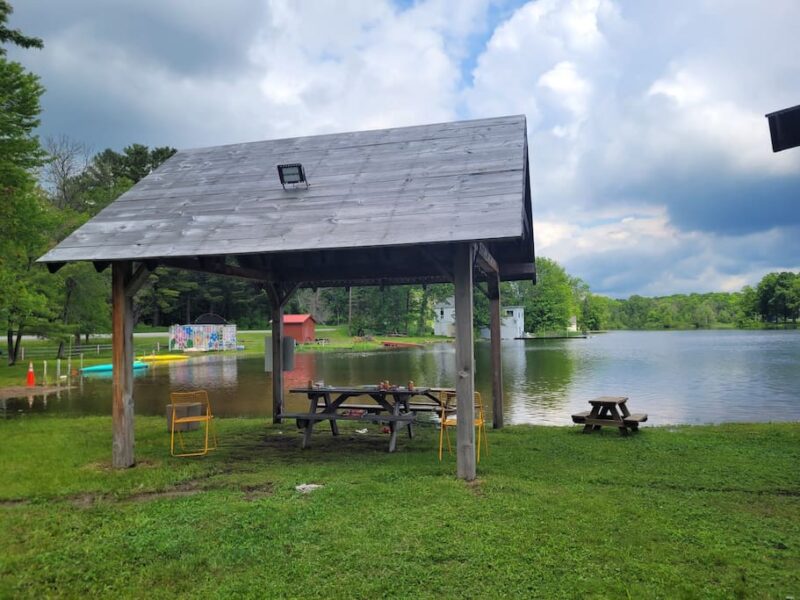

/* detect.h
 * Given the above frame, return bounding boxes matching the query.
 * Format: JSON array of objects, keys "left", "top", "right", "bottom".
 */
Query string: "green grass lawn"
[{"left": 1, "top": 417, "right": 798, "bottom": 598}]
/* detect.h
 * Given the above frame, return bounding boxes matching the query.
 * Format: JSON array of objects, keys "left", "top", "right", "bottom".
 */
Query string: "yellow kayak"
[{"left": 138, "top": 354, "right": 189, "bottom": 362}]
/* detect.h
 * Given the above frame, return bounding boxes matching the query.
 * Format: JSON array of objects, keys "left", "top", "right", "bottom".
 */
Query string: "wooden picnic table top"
[
  {"left": 589, "top": 396, "right": 629, "bottom": 405},
  {"left": 284, "top": 385, "right": 435, "bottom": 452},
  {"left": 289, "top": 386, "right": 433, "bottom": 395}
]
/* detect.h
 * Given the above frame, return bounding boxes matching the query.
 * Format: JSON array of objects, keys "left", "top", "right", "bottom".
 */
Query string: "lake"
[{"left": 4, "top": 330, "right": 799, "bottom": 425}]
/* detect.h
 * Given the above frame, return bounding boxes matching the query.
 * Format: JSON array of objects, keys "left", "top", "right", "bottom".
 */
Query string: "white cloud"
[
  {"left": 538, "top": 61, "right": 591, "bottom": 119},
  {"left": 464, "top": 0, "right": 800, "bottom": 295},
  {"left": 10, "top": 0, "right": 800, "bottom": 295}
]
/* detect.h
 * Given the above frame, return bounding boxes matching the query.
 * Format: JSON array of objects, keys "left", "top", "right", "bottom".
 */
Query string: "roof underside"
[{"left": 40, "top": 115, "right": 533, "bottom": 268}]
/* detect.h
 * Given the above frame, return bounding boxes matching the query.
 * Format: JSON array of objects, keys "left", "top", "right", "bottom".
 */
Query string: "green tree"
[
  {"left": 524, "top": 257, "right": 574, "bottom": 333},
  {"left": 0, "top": 2, "right": 49, "bottom": 363},
  {"left": 0, "top": 2, "right": 42, "bottom": 53},
  {"left": 581, "top": 293, "right": 612, "bottom": 331},
  {"left": 755, "top": 272, "right": 798, "bottom": 323}
]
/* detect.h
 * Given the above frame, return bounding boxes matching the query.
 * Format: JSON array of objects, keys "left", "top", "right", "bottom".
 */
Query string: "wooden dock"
[{"left": 381, "top": 341, "right": 423, "bottom": 348}]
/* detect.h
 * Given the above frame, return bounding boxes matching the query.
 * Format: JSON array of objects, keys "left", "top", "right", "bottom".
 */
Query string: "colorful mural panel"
[{"left": 169, "top": 324, "right": 238, "bottom": 351}]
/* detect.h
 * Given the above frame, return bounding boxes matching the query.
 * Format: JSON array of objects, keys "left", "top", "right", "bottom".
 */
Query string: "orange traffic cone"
[{"left": 26, "top": 362, "right": 35, "bottom": 387}]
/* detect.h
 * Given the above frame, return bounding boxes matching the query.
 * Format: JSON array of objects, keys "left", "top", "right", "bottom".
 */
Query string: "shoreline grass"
[{"left": 1, "top": 417, "right": 798, "bottom": 597}]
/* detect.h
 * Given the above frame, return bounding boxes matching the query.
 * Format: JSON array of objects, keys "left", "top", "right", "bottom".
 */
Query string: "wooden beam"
[
  {"left": 475, "top": 282, "right": 490, "bottom": 299},
  {"left": 93, "top": 261, "right": 110, "bottom": 273},
  {"left": 488, "top": 274, "right": 504, "bottom": 429},
  {"left": 420, "top": 247, "right": 453, "bottom": 282},
  {"left": 124, "top": 262, "right": 154, "bottom": 298},
  {"left": 160, "top": 257, "right": 268, "bottom": 281},
  {"left": 475, "top": 242, "right": 499, "bottom": 275},
  {"left": 111, "top": 262, "right": 135, "bottom": 468},
  {"left": 499, "top": 262, "right": 536, "bottom": 282},
  {"left": 453, "top": 244, "right": 476, "bottom": 481},
  {"left": 46, "top": 262, "right": 65, "bottom": 274}
]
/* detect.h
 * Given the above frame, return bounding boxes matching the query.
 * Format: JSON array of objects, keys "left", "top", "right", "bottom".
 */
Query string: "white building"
[
  {"left": 567, "top": 315, "right": 578, "bottom": 332},
  {"left": 480, "top": 305, "right": 525, "bottom": 340},
  {"left": 433, "top": 298, "right": 456, "bottom": 337},
  {"left": 435, "top": 297, "right": 525, "bottom": 339}
]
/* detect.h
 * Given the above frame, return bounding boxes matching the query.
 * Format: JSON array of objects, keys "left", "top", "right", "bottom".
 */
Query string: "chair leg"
[
  {"left": 210, "top": 419, "right": 218, "bottom": 450},
  {"left": 202, "top": 416, "right": 210, "bottom": 456},
  {"left": 476, "top": 424, "right": 481, "bottom": 463},
  {"left": 438, "top": 422, "right": 444, "bottom": 462},
  {"left": 445, "top": 425, "right": 452, "bottom": 455}
]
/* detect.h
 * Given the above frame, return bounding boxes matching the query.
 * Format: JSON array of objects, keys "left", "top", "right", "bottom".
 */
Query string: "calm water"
[{"left": 4, "top": 330, "right": 799, "bottom": 425}]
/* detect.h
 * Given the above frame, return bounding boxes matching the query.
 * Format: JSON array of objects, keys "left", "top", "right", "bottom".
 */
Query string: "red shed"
[{"left": 283, "top": 314, "right": 316, "bottom": 343}]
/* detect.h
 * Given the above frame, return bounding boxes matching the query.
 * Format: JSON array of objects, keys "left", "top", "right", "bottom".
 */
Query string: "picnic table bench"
[
  {"left": 572, "top": 396, "right": 647, "bottom": 436},
  {"left": 283, "top": 386, "right": 442, "bottom": 452}
]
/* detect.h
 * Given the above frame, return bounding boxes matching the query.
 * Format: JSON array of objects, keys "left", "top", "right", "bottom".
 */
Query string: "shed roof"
[
  {"left": 283, "top": 314, "right": 315, "bottom": 324},
  {"left": 39, "top": 115, "right": 533, "bottom": 267}
]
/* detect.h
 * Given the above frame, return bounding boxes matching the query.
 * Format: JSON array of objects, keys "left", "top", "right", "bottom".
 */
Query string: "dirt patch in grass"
[
  {"left": 0, "top": 498, "right": 29, "bottom": 506},
  {"left": 67, "top": 477, "right": 275, "bottom": 506},
  {"left": 125, "top": 481, "right": 206, "bottom": 503},
  {"left": 81, "top": 459, "right": 161, "bottom": 472},
  {"left": 241, "top": 482, "right": 274, "bottom": 501},
  {"left": 465, "top": 478, "right": 484, "bottom": 497}
]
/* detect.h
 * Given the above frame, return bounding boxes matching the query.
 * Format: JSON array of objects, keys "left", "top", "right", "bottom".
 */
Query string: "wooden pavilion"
[{"left": 38, "top": 115, "right": 536, "bottom": 480}]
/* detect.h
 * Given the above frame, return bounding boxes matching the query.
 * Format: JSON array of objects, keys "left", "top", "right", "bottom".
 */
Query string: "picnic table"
[
  {"left": 283, "top": 386, "right": 442, "bottom": 452},
  {"left": 571, "top": 396, "right": 647, "bottom": 436}
]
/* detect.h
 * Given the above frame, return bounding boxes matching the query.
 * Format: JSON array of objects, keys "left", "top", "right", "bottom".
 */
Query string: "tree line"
[{"left": 1, "top": 2, "right": 796, "bottom": 366}]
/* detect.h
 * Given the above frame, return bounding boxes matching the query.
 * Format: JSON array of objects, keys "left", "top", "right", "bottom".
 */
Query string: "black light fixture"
[
  {"left": 277, "top": 163, "right": 309, "bottom": 189},
  {"left": 766, "top": 104, "right": 800, "bottom": 153}
]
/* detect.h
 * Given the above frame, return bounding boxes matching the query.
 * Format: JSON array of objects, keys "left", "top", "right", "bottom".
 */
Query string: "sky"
[{"left": 8, "top": 0, "right": 800, "bottom": 298}]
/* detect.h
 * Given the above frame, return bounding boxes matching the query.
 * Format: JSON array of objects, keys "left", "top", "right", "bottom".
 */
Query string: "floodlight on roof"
[
  {"left": 277, "top": 163, "right": 309, "bottom": 189},
  {"left": 766, "top": 104, "right": 800, "bottom": 153}
]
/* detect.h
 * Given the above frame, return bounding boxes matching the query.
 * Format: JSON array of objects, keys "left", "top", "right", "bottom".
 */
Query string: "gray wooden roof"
[{"left": 39, "top": 115, "right": 533, "bottom": 264}]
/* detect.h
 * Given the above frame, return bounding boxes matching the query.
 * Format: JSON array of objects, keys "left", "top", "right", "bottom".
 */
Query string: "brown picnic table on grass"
[
  {"left": 571, "top": 396, "right": 647, "bottom": 436},
  {"left": 283, "top": 386, "right": 442, "bottom": 452}
]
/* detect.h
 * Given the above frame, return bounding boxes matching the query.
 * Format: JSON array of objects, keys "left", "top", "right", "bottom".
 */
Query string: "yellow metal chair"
[
  {"left": 438, "top": 390, "right": 489, "bottom": 462},
  {"left": 169, "top": 390, "right": 217, "bottom": 457}
]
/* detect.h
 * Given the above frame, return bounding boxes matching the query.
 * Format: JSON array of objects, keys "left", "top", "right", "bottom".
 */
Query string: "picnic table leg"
[
  {"left": 302, "top": 420, "right": 315, "bottom": 448},
  {"left": 609, "top": 406, "right": 628, "bottom": 436},
  {"left": 388, "top": 401, "right": 401, "bottom": 452},
  {"left": 302, "top": 393, "right": 319, "bottom": 449},
  {"left": 323, "top": 392, "right": 339, "bottom": 436},
  {"left": 583, "top": 405, "right": 601, "bottom": 434},
  {"left": 595, "top": 405, "right": 613, "bottom": 432},
  {"left": 402, "top": 396, "right": 414, "bottom": 439}
]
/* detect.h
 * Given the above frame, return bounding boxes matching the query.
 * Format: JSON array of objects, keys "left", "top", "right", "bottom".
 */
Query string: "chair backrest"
[
  {"left": 474, "top": 392, "right": 485, "bottom": 421},
  {"left": 439, "top": 390, "right": 483, "bottom": 417},
  {"left": 170, "top": 390, "right": 211, "bottom": 416}
]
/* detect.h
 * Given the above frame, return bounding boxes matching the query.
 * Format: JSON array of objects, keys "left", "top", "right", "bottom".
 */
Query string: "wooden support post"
[
  {"left": 266, "top": 282, "right": 299, "bottom": 423},
  {"left": 453, "top": 244, "right": 476, "bottom": 481},
  {"left": 112, "top": 261, "right": 135, "bottom": 468},
  {"left": 271, "top": 301, "right": 284, "bottom": 423},
  {"left": 488, "top": 275, "right": 504, "bottom": 429}
]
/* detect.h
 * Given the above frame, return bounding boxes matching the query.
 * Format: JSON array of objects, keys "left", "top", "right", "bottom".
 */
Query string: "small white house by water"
[
  {"left": 567, "top": 316, "right": 578, "bottom": 332},
  {"left": 433, "top": 298, "right": 456, "bottom": 337},
  {"left": 436, "top": 297, "right": 525, "bottom": 339},
  {"left": 480, "top": 305, "right": 525, "bottom": 340}
]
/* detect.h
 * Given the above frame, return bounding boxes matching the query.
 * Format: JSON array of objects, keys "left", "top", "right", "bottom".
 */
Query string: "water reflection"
[
  {"left": 169, "top": 354, "right": 239, "bottom": 389},
  {"left": 4, "top": 331, "right": 800, "bottom": 426},
  {"left": 493, "top": 341, "right": 575, "bottom": 425}
]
